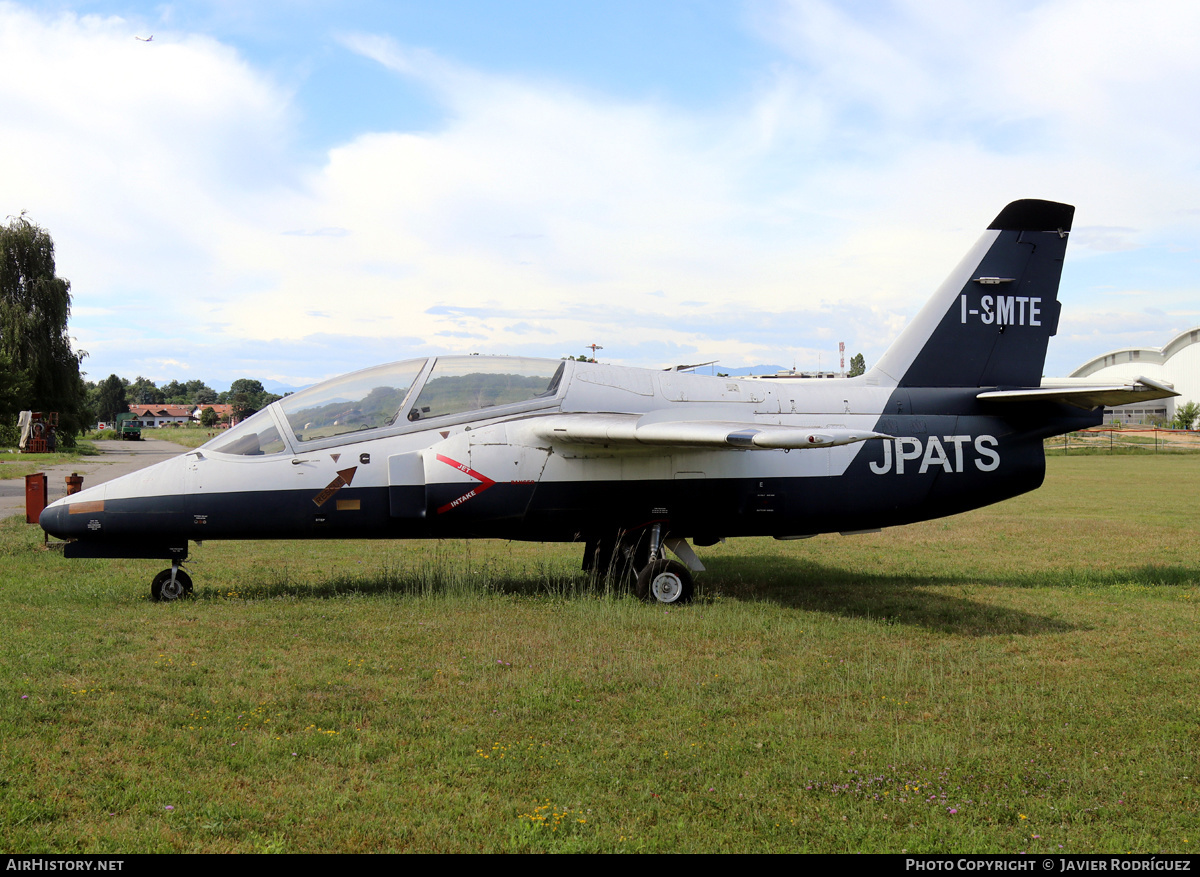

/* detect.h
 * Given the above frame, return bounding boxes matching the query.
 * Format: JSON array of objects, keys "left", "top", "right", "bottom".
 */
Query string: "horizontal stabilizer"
[
  {"left": 531, "top": 414, "right": 890, "bottom": 450},
  {"left": 977, "top": 376, "right": 1178, "bottom": 410}
]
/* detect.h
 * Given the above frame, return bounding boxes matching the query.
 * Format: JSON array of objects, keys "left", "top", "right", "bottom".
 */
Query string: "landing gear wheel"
[
  {"left": 635, "top": 559, "right": 694, "bottom": 605},
  {"left": 151, "top": 568, "right": 193, "bottom": 602}
]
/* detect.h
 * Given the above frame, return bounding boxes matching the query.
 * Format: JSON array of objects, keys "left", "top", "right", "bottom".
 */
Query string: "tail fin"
[{"left": 867, "top": 199, "right": 1074, "bottom": 388}]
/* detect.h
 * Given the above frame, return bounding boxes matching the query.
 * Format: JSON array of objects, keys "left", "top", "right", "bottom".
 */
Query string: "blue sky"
[{"left": 4, "top": 0, "right": 1200, "bottom": 391}]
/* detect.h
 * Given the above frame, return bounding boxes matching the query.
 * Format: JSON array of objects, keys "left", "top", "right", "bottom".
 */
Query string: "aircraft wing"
[
  {"left": 977, "top": 377, "right": 1178, "bottom": 409},
  {"left": 530, "top": 413, "right": 890, "bottom": 450}
]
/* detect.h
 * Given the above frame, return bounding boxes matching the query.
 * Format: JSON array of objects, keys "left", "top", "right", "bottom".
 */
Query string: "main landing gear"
[
  {"left": 583, "top": 523, "right": 697, "bottom": 605},
  {"left": 151, "top": 562, "right": 193, "bottom": 602},
  {"left": 636, "top": 559, "right": 692, "bottom": 604}
]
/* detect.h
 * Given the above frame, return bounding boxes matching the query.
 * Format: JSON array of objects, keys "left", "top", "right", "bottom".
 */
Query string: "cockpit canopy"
[
  {"left": 406, "top": 356, "right": 562, "bottom": 424},
  {"left": 282, "top": 359, "right": 426, "bottom": 443},
  {"left": 202, "top": 355, "right": 565, "bottom": 456}
]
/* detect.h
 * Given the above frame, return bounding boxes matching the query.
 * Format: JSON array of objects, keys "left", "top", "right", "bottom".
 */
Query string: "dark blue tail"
[{"left": 868, "top": 199, "right": 1074, "bottom": 389}]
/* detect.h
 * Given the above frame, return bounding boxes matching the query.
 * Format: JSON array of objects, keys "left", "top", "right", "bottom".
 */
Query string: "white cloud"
[
  {"left": 0, "top": 2, "right": 296, "bottom": 369},
  {"left": 5, "top": 1, "right": 1200, "bottom": 387}
]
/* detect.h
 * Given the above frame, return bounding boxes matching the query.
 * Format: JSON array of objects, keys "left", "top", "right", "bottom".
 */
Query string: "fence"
[{"left": 1046, "top": 426, "right": 1200, "bottom": 454}]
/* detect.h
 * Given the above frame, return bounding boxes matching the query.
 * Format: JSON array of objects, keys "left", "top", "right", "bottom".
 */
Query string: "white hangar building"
[{"left": 1069, "top": 327, "right": 1200, "bottom": 424}]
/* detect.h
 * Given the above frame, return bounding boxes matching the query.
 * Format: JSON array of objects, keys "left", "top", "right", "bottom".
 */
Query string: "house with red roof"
[
  {"left": 127, "top": 405, "right": 195, "bottom": 428},
  {"left": 191, "top": 403, "right": 236, "bottom": 425}
]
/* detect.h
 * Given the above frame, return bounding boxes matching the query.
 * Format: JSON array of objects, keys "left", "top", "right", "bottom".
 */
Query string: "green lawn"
[
  {"left": 86, "top": 426, "right": 213, "bottom": 449},
  {"left": 1, "top": 455, "right": 1197, "bottom": 853},
  {"left": 0, "top": 441, "right": 101, "bottom": 480}
]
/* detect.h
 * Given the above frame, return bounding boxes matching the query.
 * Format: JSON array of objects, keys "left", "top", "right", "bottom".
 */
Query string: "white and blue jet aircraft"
[{"left": 41, "top": 199, "right": 1176, "bottom": 602}]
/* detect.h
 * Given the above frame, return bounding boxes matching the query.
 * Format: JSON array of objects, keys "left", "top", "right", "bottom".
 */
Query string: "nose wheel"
[{"left": 151, "top": 565, "right": 193, "bottom": 601}]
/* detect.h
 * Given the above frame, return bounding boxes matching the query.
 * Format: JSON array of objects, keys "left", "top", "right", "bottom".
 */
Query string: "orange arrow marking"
[{"left": 312, "top": 466, "right": 357, "bottom": 507}]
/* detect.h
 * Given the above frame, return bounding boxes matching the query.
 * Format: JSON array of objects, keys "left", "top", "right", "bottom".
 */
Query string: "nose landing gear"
[{"left": 151, "top": 563, "right": 193, "bottom": 601}]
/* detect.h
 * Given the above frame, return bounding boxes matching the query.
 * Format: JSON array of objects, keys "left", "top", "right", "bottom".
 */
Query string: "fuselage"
[
  {"left": 39, "top": 355, "right": 1099, "bottom": 559},
  {"left": 44, "top": 199, "right": 1125, "bottom": 565}
]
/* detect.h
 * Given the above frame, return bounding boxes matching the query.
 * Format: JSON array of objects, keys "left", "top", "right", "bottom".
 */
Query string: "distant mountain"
[{"left": 261, "top": 379, "right": 306, "bottom": 396}]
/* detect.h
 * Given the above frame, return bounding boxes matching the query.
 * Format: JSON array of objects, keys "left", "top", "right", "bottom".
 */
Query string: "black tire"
[
  {"left": 151, "top": 568, "right": 193, "bottom": 602},
  {"left": 635, "top": 559, "right": 694, "bottom": 605}
]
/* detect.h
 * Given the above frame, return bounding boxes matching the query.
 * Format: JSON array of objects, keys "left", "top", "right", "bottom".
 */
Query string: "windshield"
[
  {"left": 201, "top": 408, "right": 288, "bottom": 456},
  {"left": 280, "top": 359, "right": 427, "bottom": 442},
  {"left": 406, "top": 357, "right": 563, "bottom": 422}
]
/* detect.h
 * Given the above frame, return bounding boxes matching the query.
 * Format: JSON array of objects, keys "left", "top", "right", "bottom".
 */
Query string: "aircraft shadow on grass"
[
  {"left": 186, "top": 556, "right": 1195, "bottom": 639},
  {"left": 698, "top": 555, "right": 1199, "bottom": 637}
]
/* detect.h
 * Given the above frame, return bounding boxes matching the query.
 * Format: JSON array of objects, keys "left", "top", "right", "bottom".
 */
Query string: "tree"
[
  {"left": 96, "top": 374, "right": 129, "bottom": 426},
  {"left": 186, "top": 380, "right": 217, "bottom": 405},
  {"left": 226, "top": 378, "right": 280, "bottom": 413},
  {"left": 0, "top": 213, "right": 88, "bottom": 439},
  {"left": 0, "top": 348, "right": 31, "bottom": 423},
  {"left": 158, "top": 378, "right": 217, "bottom": 405},
  {"left": 230, "top": 392, "right": 256, "bottom": 423},
  {"left": 848, "top": 353, "right": 866, "bottom": 377},
  {"left": 200, "top": 406, "right": 218, "bottom": 428},
  {"left": 126, "top": 376, "right": 163, "bottom": 405},
  {"left": 160, "top": 380, "right": 188, "bottom": 403},
  {"left": 1172, "top": 400, "right": 1199, "bottom": 431},
  {"left": 229, "top": 377, "right": 265, "bottom": 401}
]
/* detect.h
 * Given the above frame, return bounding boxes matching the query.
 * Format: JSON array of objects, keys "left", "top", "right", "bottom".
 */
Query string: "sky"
[{"left": 3, "top": 0, "right": 1200, "bottom": 392}]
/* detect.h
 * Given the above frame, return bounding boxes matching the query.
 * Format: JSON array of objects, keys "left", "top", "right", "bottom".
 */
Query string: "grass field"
[
  {"left": 142, "top": 427, "right": 213, "bottom": 449},
  {"left": 1, "top": 455, "right": 1197, "bottom": 853},
  {"left": 79, "top": 428, "right": 213, "bottom": 450},
  {"left": 0, "top": 442, "right": 100, "bottom": 480}
]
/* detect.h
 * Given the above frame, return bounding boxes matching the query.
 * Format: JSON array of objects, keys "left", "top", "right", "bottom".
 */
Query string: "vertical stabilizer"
[{"left": 867, "top": 199, "right": 1074, "bottom": 388}]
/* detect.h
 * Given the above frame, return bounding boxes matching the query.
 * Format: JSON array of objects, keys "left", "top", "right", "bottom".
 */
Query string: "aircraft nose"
[
  {"left": 40, "top": 499, "right": 73, "bottom": 539},
  {"left": 40, "top": 484, "right": 107, "bottom": 540},
  {"left": 39, "top": 501, "right": 63, "bottom": 537}
]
